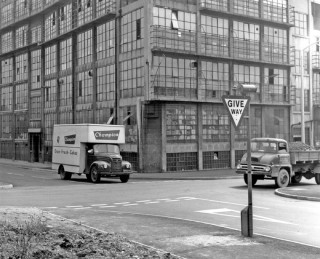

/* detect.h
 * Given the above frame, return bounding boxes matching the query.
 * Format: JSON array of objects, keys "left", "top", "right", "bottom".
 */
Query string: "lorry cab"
[{"left": 236, "top": 138, "right": 292, "bottom": 187}]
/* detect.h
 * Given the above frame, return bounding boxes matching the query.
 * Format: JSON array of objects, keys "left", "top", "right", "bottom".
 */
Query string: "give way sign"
[{"left": 222, "top": 95, "right": 250, "bottom": 130}]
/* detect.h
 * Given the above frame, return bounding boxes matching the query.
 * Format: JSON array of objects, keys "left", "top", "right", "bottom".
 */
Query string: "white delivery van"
[{"left": 52, "top": 124, "right": 132, "bottom": 183}]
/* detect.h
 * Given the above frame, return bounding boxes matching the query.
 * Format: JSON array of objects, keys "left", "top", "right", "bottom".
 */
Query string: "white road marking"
[
  {"left": 114, "top": 202, "right": 130, "bottom": 205},
  {"left": 145, "top": 201, "right": 159, "bottom": 204},
  {"left": 99, "top": 205, "right": 116, "bottom": 208},
  {"left": 123, "top": 203, "right": 138, "bottom": 206},
  {"left": 165, "top": 200, "right": 179, "bottom": 202},
  {"left": 197, "top": 208, "right": 297, "bottom": 225},
  {"left": 136, "top": 200, "right": 151, "bottom": 203},
  {"left": 74, "top": 207, "right": 92, "bottom": 210},
  {"left": 91, "top": 204, "right": 108, "bottom": 207},
  {"left": 66, "top": 205, "right": 83, "bottom": 208},
  {"left": 43, "top": 207, "right": 58, "bottom": 209},
  {"left": 195, "top": 198, "right": 269, "bottom": 210}
]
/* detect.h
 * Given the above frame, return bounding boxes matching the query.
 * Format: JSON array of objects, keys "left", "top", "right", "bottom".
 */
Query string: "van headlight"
[
  {"left": 236, "top": 164, "right": 242, "bottom": 170},
  {"left": 125, "top": 163, "right": 131, "bottom": 169}
]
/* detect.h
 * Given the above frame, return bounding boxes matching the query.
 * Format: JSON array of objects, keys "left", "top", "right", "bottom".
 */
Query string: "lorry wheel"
[
  {"left": 243, "top": 174, "right": 258, "bottom": 186},
  {"left": 59, "top": 165, "right": 71, "bottom": 180},
  {"left": 90, "top": 166, "right": 101, "bottom": 183},
  {"left": 120, "top": 175, "right": 130, "bottom": 183},
  {"left": 275, "top": 169, "right": 289, "bottom": 188},
  {"left": 291, "top": 174, "right": 302, "bottom": 184},
  {"left": 86, "top": 173, "right": 92, "bottom": 182},
  {"left": 315, "top": 174, "right": 320, "bottom": 185}
]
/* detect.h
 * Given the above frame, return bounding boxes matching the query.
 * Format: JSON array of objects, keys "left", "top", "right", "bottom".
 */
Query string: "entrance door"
[{"left": 29, "top": 134, "right": 41, "bottom": 162}]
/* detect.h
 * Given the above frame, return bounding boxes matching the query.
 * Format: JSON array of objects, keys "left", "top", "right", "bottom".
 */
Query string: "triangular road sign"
[{"left": 222, "top": 95, "right": 250, "bottom": 130}]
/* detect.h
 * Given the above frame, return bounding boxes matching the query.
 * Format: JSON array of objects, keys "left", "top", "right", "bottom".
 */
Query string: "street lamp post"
[
  {"left": 300, "top": 49, "right": 306, "bottom": 143},
  {"left": 299, "top": 40, "right": 319, "bottom": 143}
]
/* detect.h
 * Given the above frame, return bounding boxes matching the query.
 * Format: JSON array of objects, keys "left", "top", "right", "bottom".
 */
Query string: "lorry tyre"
[
  {"left": 120, "top": 175, "right": 130, "bottom": 183},
  {"left": 90, "top": 166, "right": 101, "bottom": 183},
  {"left": 243, "top": 174, "right": 258, "bottom": 186},
  {"left": 315, "top": 174, "right": 320, "bottom": 185},
  {"left": 275, "top": 169, "right": 289, "bottom": 188},
  {"left": 86, "top": 173, "right": 92, "bottom": 182},
  {"left": 59, "top": 165, "right": 71, "bottom": 180},
  {"left": 291, "top": 174, "right": 302, "bottom": 184}
]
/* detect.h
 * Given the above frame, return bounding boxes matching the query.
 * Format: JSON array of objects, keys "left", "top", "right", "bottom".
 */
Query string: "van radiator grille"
[{"left": 112, "top": 158, "right": 122, "bottom": 172}]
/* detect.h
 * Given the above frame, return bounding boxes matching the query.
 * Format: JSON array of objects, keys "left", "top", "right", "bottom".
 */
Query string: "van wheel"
[
  {"left": 291, "top": 174, "right": 302, "bottom": 184},
  {"left": 120, "top": 175, "right": 130, "bottom": 183},
  {"left": 275, "top": 169, "right": 289, "bottom": 188},
  {"left": 315, "top": 174, "right": 320, "bottom": 185},
  {"left": 59, "top": 166, "right": 71, "bottom": 180},
  {"left": 90, "top": 166, "right": 101, "bottom": 183},
  {"left": 243, "top": 174, "right": 258, "bottom": 186}
]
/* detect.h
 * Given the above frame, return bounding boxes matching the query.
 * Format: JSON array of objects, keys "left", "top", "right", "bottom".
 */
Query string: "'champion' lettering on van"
[
  {"left": 64, "top": 134, "right": 76, "bottom": 144},
  {"left": 94, "top": 130, "right": 119, "bottom": 140}
]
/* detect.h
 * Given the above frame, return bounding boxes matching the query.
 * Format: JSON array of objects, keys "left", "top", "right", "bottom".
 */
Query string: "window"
[
  {"left": 121, "top": 8, "right": 144, "bottom": 53},
  {"left": 1, "top": 114, "right": 12, "bottom": 139},
  {"left": 201, "top": 61, "right": 229, "bottom": 100},
  {"left": 233, "top": 21, "right": 260, "bottom": 60},
  {"left": 45, "top": 11, "right": 57, "bottom": 41},
  {"left": 15, "top": 83, "right": 28, "bottom": 110},
  {"left": 234, "top": 64, "right": 260, "bottom": 101},
  {"left": 263, "top": 26, "right": 288, "bottom": 63},
  {"left": 77, "top": 71, "right": 93, "bottom": 104},
  {"left": 59, "top": 3, "right": 72, "bottom": 34},
  {"left": 77, "top": 0, "right": 93, "bottom": 26},
  {"left": 121, "top": 106, "right": 137, "bottom": 143},
  {"left": 202, "top": 105, "right": 230, "bottom": 142},
  {"left": 59, "top": 75, "right": 72, "bottom": 107},
  {"left": 60, "top": 38, "right": 72, "bottom": 71},
  {"left": 166, "top": 104, "right": 197, "bottom": 143},
  {"left": 97, "top": 21, "right": 115, "bottom": 59},
  {"left": 1, "top": 31, "right": 13, "bottom": 53},
  {"left": 120, "top": 57, "right": 144, "bottom": 98},
  {"left": 16, "top": 25, "right": 28, "bottom": 48},
  {"left": 45, "top": 45, "right": 57, "bottom": 75},
  {"left": 30, "top": 96, "right": 41, "bottom": 121},
  {"left": 294, "top": 12, "right": 308, "bottom": 36},
  {"left": 77, "top": 29, "right": 93, "bottom": 65},
  {"left": 263, "top": 67, "right": 288, "bottom": 103},
  {"left": 1, "top": 58, "right": 13, "bottom": 85},
  {"left": 234, "top": 0, "right": 259, "bottom": 17},
  {"left": 16, "top": 0, "right": 29, "bottom": 18},
  {"left": 44, "top": 79, "right": 57, "bottom": 108},
  {"left": 136, "top": 19, "right": 141, "bottom": 40},
  {"left": 97, "top": 65, "right": 115, "bottom": 102},
  {"left": 200, "top": 15, "right": 229, "bottom": 56},
  {"left": 152, "top": 56, "right": 197, "bottom": 98},
  {"left": 1, "top": 86, "right": 13, "bottom": 111},
  {"left": 16, "top": 53, "right": 28, "bottom": 82},
  {"left": 96, "top": 0, "right": 116, "bottom": 17},
  {"left": 31, "top": 24, "right": 42, "bottom": 43},
  {"left": 31, "top": 50, "right": 41, "bottom": 89},
  {"left": 171, "top": 10, "right": 179, "bottom": 29},
  {"left": 1, "top": 3, "right": 13, "bottom": 24},
  {"left": 263, "top": 0, "right": 288, "bottom": 23}
]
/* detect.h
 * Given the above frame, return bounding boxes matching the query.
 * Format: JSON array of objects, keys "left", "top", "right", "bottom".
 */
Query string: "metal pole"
[
  {"left": 247, "top": 101, "right": 253, "bottom": 237},
  {"left": 300, "top": 49, "right": 305, "bottom": 143}
]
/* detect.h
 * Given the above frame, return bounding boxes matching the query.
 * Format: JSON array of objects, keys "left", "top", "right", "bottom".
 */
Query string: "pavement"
[{"left": 1, "top": 158, "right": 320, "bottom": 258}]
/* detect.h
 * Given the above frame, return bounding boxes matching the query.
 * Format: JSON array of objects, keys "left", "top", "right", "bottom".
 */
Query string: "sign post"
[{"left": 222, "top": 95, "right": 253, "bottom": 237}]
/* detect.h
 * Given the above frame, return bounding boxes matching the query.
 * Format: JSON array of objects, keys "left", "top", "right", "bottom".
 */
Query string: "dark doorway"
[{"left": 29, "top": 134, "right": 41, "bottom": 162}]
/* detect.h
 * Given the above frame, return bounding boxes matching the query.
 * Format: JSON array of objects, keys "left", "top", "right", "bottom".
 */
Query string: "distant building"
[{"left": 0, "top": 0, "right": 313, "bottom": 173}]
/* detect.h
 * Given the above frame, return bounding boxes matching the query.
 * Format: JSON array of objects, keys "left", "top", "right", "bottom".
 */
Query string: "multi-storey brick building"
[{"left": 0, "top": 0, "right": 311, "bottom": 173}]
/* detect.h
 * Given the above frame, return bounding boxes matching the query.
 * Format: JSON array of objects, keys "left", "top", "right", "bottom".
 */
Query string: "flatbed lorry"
[
  {"left": 236, "top": 138, "right": 320, "bottom": 188},
  {"left": 52, "top": 124, "right": 132, "bottom": 183}
]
